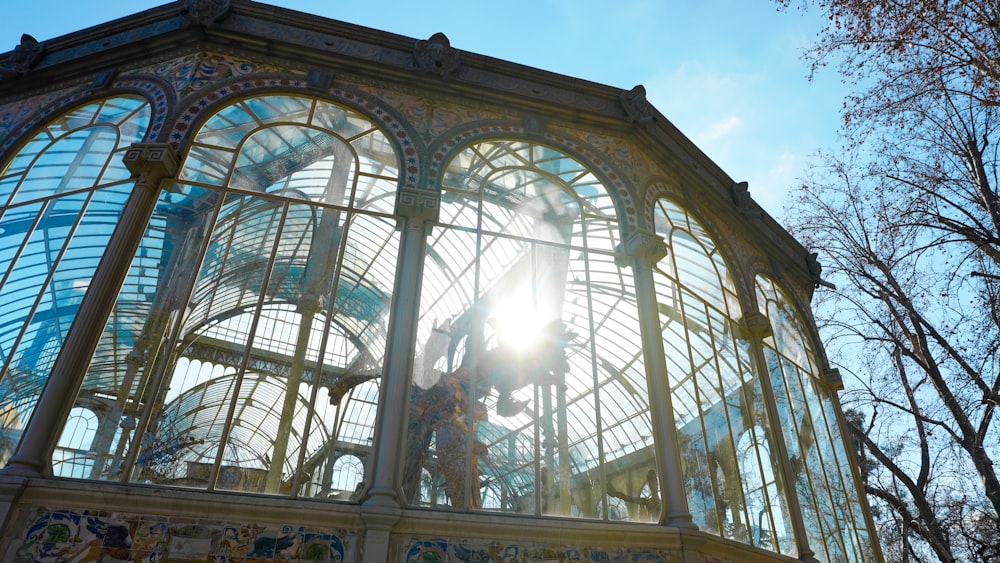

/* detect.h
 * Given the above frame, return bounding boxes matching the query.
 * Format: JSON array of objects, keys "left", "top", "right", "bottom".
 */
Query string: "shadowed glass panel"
[{"left": 0, "top": 96, "right": 150, "bottom": 468}]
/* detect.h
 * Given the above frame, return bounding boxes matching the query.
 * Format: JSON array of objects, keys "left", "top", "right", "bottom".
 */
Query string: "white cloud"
[
  {"left": 696, "top": 115, "right": 744, "bottom": 144},
  {"left": 639, "top": 61, "right": 827, "bottom": 220},
  {"left": 753, "top": 151, "right": 805, "bottom": 217}
]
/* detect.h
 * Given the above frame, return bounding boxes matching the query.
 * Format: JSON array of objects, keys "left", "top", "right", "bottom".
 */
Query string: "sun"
[{"left": 490, "top": 292, "right": 548, "bottom": 352}]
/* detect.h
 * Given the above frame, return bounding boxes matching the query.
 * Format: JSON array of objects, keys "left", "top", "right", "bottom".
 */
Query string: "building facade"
[{"left": 0, "top": 1, "right": 881, "bottom": 561}]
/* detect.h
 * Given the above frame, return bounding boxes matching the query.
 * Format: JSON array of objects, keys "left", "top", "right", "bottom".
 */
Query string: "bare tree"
[{"left": 778, "top": 1, "right": 1000, "bottom": 560}]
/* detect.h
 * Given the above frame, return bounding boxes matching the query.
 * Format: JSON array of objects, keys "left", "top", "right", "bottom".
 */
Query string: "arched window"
[
  {"left": 737, "top": 427, "right": 788, "bottom": 549},
  {"left": 53, "top": 407, "right": 99, "bottom": 479},
  {"left": 756, "top": 276, "right": 875, "bottom": 562},
  {"left": 404, "top": 140, "right": 652, "bottom": 519},
  {"left": 59, "top": 95, "right": 401, "bottom": 499},
  {"left": 0, "top": 96, "right": 151, "bottom": 468},
  {"left": 330, "top": 454, "right": 364, "bottom": 495},
  {"left": 653, "top": 198, "right": 795, "bottom": 554}
]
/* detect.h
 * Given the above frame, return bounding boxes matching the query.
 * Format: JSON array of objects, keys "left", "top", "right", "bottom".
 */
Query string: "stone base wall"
[{"left": 0, "top": 478, "right": 797, "bottom": 563}]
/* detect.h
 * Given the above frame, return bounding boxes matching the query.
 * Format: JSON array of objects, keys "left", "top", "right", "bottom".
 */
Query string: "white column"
[
  {"left": 620, "top": 228, "right": 697, "bottom": 529},
  {"left": 1, "top": 143, "right": 179, "bottom": 478},
  {"left": 359, "top": 188, "right": 438, "bottom": 562}
]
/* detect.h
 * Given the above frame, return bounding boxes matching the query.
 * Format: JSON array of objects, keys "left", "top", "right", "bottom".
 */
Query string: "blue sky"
[{"left": 2, "top": 1, "right": 845, "bottom": 220}]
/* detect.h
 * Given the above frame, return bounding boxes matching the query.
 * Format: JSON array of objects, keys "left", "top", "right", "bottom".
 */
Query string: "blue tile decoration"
[
  {"left": 402, "top": 537, "right": 674, "bottom": 563},
  {"left": 11, "top": 507, "right": 354, "bottom": 562},
  {"left": 11, "top": 510, "right": 680, "bottom": 561},
  {"left": 148, "top": 52, "right": 286, "bottom": 98}
]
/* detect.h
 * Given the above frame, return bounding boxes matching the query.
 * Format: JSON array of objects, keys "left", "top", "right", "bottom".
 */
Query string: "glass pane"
[
  {"left": 0, "top": 96, "right": 149, "bottom": 470},
  {"left": 406, "top": 140, "right": 640, "bottom": 520},
  {"left": 59, "top": 95, "right": 401, "bottom": 500},
  {"left": 756, "top": 275, "right": 874, "bottom": 561},
  {"left": 655, "top": 198, "right": 795, "bottom": 555}
]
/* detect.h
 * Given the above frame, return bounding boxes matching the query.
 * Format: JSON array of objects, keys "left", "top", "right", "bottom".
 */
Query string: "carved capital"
[
  {"left": 742, "top": 311, "right": 773, "bottom": 339},
  {"left": 396, "top": 188, "right": 440, "bottom": 223},
  {"left": 822, "top": 368, "right": 844, "bottom": 392},
  {"left": 297, "top": 292, "right": 323, "bottom": 316},
  {"left": 181, "top": 0, "right": 231, "bottom": 28},
  {"left": 123, "top": 143, "right": 180, "bottom": 185},
  {"left": 616, "top": 229, "right": 667, "bottom": 266},
  {"left": 414, "top": 32, "right": 461, "bottom": 77},
  {"left": 620, "top": 85, "right": 654, "bottom": 125},
  {"left": 0, "top": 34, "right": 45, "bottom": 80}
]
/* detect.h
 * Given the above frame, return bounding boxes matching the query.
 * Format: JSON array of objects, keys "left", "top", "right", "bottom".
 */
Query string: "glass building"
[{"left": 0, "top": 2, "right": 882, "bottom": 562}]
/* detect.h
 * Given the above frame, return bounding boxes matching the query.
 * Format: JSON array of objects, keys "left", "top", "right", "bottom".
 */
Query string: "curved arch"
[
  {"left": 329, "top": 454, "right": 364, "bottom": 495},
  {"left": 0, "top": 75, "right": 172, "bottom": 160},
  {"left": 426, "top": 123, "right": 637, "bottom": 228},
  {"left": 639, "top": 177, "right": 685, "bottom": 231},
  {"left": 0, "top": 94, "right": 153, "bottom": 470},
  {"left": 57, "top": 92, "right": 403, "bottom": 501},
  {"left": 645, "top": 180, "right": 758, "bottom": 309},
  {"left": 405, "top": 135, "right": 653, "bottom": 521},
  {"left": 165, "top": 75, "right": 423, "bottom": 193},
  {"left": 53, "top": 406, "right": 99, "bottom": 479}
]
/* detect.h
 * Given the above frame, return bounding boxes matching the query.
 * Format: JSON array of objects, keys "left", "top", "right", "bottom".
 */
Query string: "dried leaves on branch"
[{"left": 778, "top": 1, "right": 1000, "bottom": 561}]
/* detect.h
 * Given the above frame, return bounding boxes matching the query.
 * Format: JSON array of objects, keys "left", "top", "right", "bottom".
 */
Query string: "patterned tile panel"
[
  {"left": 143, "top": 52, "right": 290, "bottom": 98},
  {"left": 403, "top": 537, "right": 675, "bottom": 563},
  {"left": 9, "top": 507, "right": 354, "bottom": 562}
]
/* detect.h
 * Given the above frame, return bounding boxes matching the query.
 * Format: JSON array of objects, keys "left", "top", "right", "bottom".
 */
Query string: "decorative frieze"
[
  {"left": 404, "top": 537, "right": 674, "bottom": 562},
  {"left": 148, "top": 52, "right": 285, "bottom": 98},
  {"left": 8, "top": 507, "right": 355, "bottom": 562}
]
